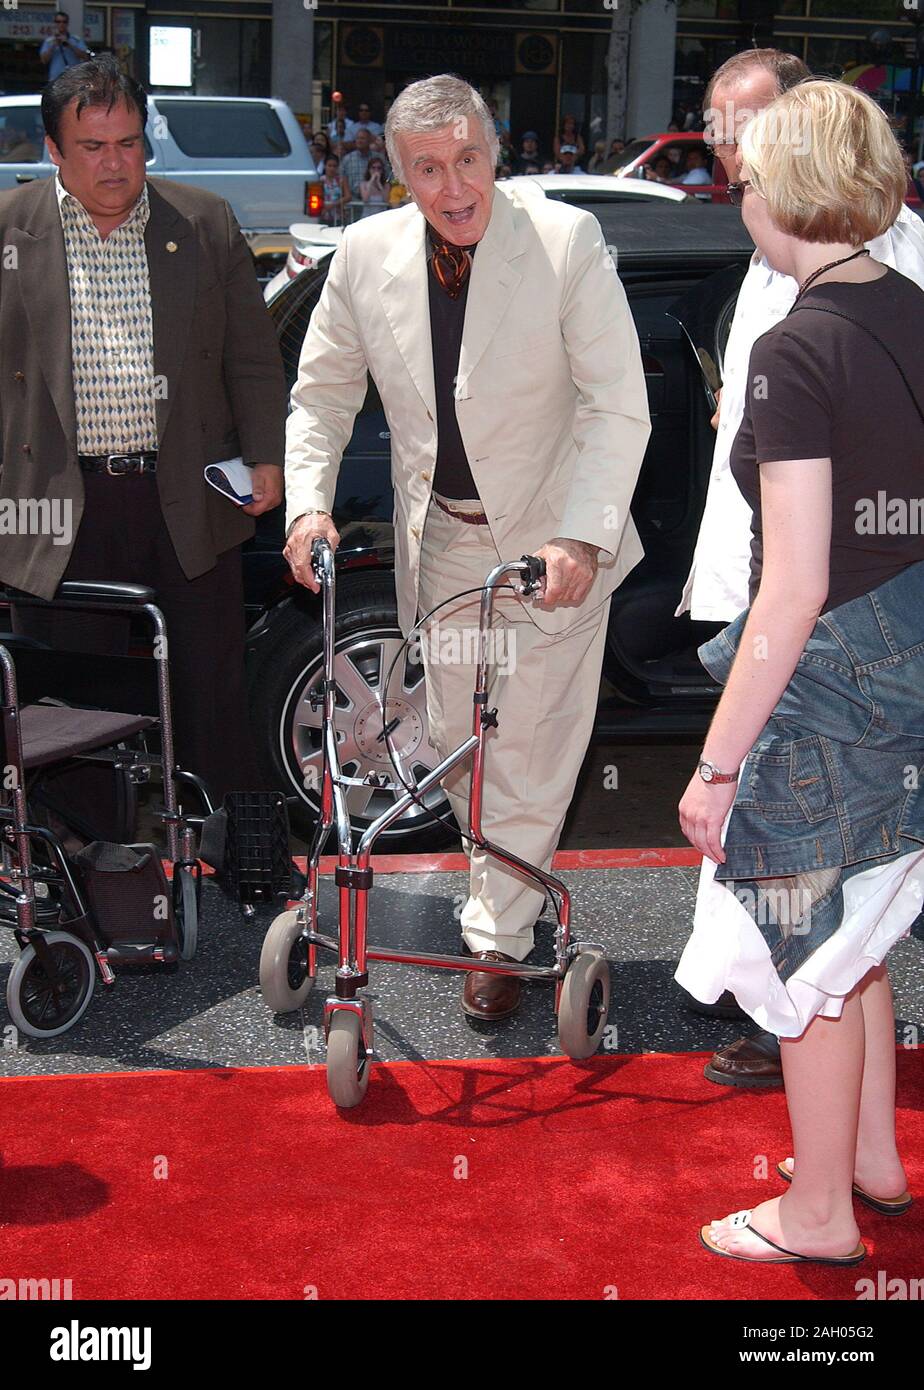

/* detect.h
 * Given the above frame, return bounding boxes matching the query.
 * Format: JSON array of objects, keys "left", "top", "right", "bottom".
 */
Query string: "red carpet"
[{"left": 1, "top": 1052, "right": 921, "bottom": 1300}]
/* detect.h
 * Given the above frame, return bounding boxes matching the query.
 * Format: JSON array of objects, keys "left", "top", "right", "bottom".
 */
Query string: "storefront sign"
[
  {"left": 0, "top": 6, "right": 105, "bottom": 44},
  {"left": 385, "top": 26, "right": 514, "bottom": 78}
]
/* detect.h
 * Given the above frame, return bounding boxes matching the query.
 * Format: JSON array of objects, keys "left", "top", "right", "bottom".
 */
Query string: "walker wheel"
[
  {"left": 259, "top": 909, "right": 315, "bottom": 1013},
  {"left": 173, "top": 866, "right": 199, "bottom": 961},
  {"left": 6, "top": 932, "right": 96, "bottom": 1038},
  {"left": 326, "top": 1009, "right": 371, "bottom": 1108},
  {"left": 557, "top": 950, "right": 610, "bottom": 1059}
]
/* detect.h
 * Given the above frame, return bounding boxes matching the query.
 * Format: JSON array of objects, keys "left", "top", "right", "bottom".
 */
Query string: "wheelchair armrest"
[{"left": 56, "top": 581, "right": 157, "bottom": 606}]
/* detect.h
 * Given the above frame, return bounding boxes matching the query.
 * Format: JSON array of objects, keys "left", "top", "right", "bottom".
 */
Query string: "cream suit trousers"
[{"left": 417, "top": 494, "right": 609, "bottom": 961}]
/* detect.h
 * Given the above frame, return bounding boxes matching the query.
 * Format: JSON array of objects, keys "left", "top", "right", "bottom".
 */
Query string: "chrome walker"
[{"left": 259, "top": 537, "right": 611, "bottom": 1107}]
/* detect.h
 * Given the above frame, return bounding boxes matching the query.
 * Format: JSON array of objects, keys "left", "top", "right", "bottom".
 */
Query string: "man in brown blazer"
[{"left": 0, "top": 56, "right": 287, "bottom": 799}]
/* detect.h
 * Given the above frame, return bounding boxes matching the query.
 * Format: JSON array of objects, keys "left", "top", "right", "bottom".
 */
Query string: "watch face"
[{"left": 700, "top": 762, "right": 715, "bottom": 783}]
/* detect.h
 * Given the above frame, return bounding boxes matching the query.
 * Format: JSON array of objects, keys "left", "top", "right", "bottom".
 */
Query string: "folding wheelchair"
[{"left": 0, "top": 581, "right": 209, "bottom": 1038}]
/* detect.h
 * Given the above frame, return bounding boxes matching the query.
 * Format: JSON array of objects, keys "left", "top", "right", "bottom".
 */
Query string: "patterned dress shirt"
[{"left": 55, "top": 174, "right": 158, "bottom": 454}]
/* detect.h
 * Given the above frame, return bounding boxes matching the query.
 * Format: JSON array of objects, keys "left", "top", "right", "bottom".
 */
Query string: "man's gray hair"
[{"left": 384, "top": 74, "right": 499, "bottom": 184}]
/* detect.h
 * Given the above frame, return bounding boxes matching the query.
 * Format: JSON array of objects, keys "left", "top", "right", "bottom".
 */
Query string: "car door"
[
  {"left": 668, "top": 263, "right": 749, "bottom": 416},
  {"left": 599, "top": 262, "right": 746, "bottom": 716},
  {"left": 244, "top": 262, "right": 393, "bottom": 615}
]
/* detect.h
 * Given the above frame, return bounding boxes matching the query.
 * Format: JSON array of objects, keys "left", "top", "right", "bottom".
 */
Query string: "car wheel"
[{"left": 249, "top": 571, "right": 457, "bottom": 850}]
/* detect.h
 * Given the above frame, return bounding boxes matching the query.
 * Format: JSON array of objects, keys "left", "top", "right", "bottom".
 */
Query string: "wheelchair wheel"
[
  {"left": 557, "top": 951, "right": 610, "bottom": 1060},
  {"left": 326, "top": 1010, "right": 371, "bottom": 1109},
  {"left": 259, "top": 909, "right": 315, "bottom": 1013},
  {"left": 6, "top": 932, "right": 96, "bottom": 1038},
  {"left": 173, "top": 867, "right": 199, "bottom": 961}
]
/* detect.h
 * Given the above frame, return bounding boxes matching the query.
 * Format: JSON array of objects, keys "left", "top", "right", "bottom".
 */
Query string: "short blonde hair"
[{"left": 739, "top": 79, "right": 906, "bottom": 244}]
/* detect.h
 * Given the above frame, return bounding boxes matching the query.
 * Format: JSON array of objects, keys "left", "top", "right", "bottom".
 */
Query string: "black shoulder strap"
[{"left": 789, "top": 303, "right": 924, "bottom": 427}]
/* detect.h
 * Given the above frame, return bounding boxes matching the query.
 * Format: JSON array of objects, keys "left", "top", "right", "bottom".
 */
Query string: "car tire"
[{"left": 249, "top": 570, "right": 456, "bottom": 851}]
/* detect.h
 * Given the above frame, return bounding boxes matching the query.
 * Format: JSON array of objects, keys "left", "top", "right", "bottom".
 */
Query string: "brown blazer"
[{"left": 0, "top": 175, "right": 287, "bottom": 599}]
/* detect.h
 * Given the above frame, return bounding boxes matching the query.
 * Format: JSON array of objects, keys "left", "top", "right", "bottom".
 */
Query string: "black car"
[{"left": 243, "top": 200, "right": 756, "bottom": 849}]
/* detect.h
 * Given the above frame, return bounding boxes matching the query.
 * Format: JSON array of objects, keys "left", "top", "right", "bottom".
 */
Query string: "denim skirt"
[{"left": 674, "top": 559, "right": 924, "bottom": 1031}]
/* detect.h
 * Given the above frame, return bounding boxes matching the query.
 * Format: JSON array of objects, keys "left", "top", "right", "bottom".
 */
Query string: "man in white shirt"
[
  {"left": 677, "top": 48, "right": 924, "bottom": 1087},
  {"left": 679, "top": 150, "right": 712, "bottom": 188}
]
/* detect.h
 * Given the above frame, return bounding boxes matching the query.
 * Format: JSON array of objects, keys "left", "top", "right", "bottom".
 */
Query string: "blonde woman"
[{"left": 676, "top": 80, "right": 924, "bottom": 1265}]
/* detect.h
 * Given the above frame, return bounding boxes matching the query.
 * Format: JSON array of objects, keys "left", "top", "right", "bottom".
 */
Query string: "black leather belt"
[{"left": 78, "top": 452, "right": 158, "bottom": 475}]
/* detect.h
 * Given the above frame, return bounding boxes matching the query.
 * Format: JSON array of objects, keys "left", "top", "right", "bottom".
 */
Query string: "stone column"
[
  {"left": 271, "top": 0, "right": 314, "bottom": 115},
  {"left": 625, "top": 0, "right": 679, "bottom": 141}
]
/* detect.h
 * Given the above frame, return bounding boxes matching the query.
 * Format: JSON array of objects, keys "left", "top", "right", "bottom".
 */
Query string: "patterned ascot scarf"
[{"left": 426, "top": 222, "right": 474, "bottom": 299}]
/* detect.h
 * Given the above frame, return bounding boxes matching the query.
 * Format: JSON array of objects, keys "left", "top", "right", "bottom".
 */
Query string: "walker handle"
[
  {"left": 519, "top": 554, "right": 546, "bottom": 595},
  {"left": 311, "top": 536, "right": 331, "bottom": 577}
]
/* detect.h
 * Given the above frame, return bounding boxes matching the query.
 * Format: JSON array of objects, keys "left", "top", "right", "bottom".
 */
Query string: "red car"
[
  {"left": 607, "top": 132, "right": 728, "bottom": 202},
  {"left": 612, "top": 129, "right": 922, "bottom": 209}
]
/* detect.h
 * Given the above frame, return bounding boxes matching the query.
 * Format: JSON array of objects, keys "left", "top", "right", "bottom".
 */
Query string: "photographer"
[{"left": 40, "top": 11, "right": 91, "bottom": 81}]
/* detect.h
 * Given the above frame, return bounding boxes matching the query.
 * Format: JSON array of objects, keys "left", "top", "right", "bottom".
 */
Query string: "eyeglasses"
[{"left": 725, "top": 179, "right": 756, "bottom": 207}]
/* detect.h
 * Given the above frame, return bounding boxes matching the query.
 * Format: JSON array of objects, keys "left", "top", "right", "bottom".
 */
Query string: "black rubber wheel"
[
  {"left": 248, "top": 573, "right": 455, "bottom": 851},
  {"left": 6, "top": 933, "right": 95, "bottom": 1038},
  {"left": 173, "top": 867, "right": 199, "bottom": 961}
]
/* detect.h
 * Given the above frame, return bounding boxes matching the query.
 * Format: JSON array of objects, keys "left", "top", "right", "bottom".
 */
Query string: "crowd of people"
[
  {"left": 305, "top": 96, "right": 706, "bottom": 224},
  {"left": 307, "top": 88, "right": 924, "bottom": 226}
]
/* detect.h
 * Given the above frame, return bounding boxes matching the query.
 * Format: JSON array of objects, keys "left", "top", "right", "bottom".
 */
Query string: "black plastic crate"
[{"left": 223, "top": 791, "right": 291, "bottom": 904}]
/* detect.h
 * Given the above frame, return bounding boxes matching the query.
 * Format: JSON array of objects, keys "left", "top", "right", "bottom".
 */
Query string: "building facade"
[{"left": 1, "top": 2, "right": 920, "bottom": 153}]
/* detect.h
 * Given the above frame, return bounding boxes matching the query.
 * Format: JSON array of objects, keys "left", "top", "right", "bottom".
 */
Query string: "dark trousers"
[{"left": 13, "top": 473, "right": 264, "bottom": 803}]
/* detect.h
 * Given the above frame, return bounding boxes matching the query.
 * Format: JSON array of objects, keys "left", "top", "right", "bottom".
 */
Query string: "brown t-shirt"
[{"left": 730, "top": 267, "right": 924, "bottom": 612}]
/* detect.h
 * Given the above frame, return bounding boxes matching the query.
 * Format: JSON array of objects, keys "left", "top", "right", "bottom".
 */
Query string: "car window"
[
  {"left": 658, "top": 145, "right": 712, "bottom": 178},
  {"left": 154, "top": 100, "right": 291, "bottom": 159},
  {"left": 0, "top": 107, "right": 46, "bottom": 163},
  {"left": 610, "top": 139, "right": 655, "bottom": 174}
]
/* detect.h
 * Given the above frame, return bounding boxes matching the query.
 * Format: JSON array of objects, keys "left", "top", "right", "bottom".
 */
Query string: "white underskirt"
[{"left": 674, "top": 829, "right": 924, "bottom": 1039}]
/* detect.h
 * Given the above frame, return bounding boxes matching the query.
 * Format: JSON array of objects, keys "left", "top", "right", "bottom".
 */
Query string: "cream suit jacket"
[{"left": 285, "top": 181, "right": 652, "bottom": 637}]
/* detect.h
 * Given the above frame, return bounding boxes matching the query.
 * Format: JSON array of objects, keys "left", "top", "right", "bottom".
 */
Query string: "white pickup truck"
[{"left": 0, "top": 93, "right": 322, "bottom": 265}]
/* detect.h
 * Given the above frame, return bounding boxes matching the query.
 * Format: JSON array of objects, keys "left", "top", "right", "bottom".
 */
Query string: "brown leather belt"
[{"left": 432, "top": 494, "right": 488, "bottom": 526}]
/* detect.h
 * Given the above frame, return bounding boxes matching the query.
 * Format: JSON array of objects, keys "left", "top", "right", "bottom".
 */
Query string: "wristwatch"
[
  {"left": 697, "top": 758, "right": 739, "bottom": 785},
  {"left": 285, "top": 509, "right": 330, "bottom": 540}
]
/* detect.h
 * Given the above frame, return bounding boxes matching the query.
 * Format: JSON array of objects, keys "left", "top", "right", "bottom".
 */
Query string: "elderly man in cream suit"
[{"left": 285, "top": 75, "right": 650, "bottom": 1019}]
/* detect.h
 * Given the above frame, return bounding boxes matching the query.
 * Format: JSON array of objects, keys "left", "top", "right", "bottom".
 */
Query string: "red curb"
[{"left": 294, "top": 847, "right": 702, "bottom": 874}]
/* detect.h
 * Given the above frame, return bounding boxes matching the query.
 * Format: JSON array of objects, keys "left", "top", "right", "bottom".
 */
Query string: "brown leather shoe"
[
  {"left": 461, "top": 951, "right": 521, "bottom": 1020},
  {"left": 703, "top": 1030, "right": 783, "bottom": 1088}
]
